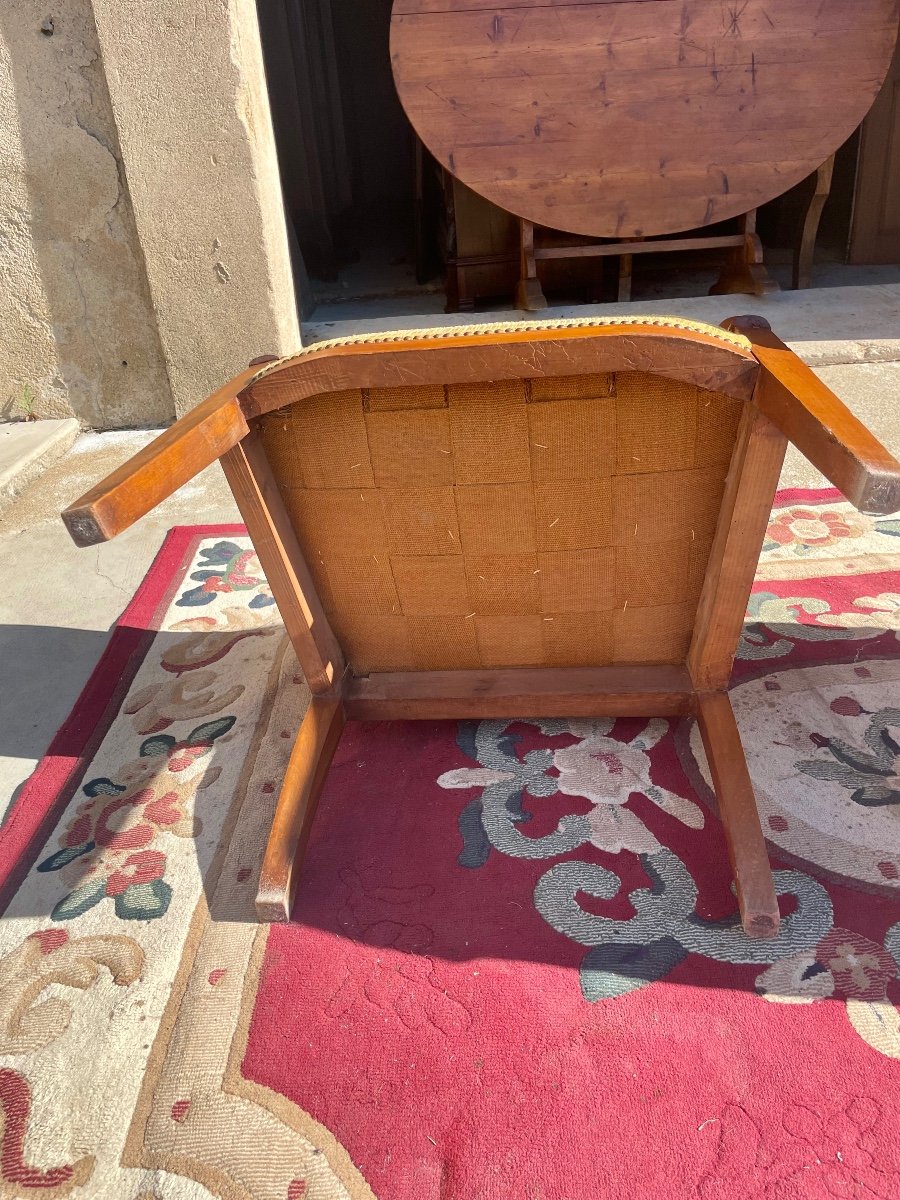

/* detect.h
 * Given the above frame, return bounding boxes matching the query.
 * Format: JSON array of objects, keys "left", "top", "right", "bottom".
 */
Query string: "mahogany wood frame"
[{"left": 63, "top": 318, "right": 900, "bottom": 934}]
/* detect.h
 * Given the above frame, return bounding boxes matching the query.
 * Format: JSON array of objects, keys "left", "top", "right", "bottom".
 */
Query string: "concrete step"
[
  {"left": 0, "top": 419, "right": 81, "bottom": 516},
  {"left": 305, "top": 280, "right": 900, "bottom": 370}
]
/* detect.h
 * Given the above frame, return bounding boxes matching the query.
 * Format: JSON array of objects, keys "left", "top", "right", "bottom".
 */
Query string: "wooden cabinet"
[{"left": 850, "top": 38, "right": 900, "bottom": 264}]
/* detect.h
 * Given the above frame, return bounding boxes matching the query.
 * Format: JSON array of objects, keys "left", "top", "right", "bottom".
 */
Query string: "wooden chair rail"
[
  {"left": 725, "top": 316, "right": 900, "bottom": 515},
  {"left": 239, "top": 323, "right": 761, "bottom": 416},
  {"left": 344, "top": 665, "right": 695, "bottom": 721},
  {"left": 62, "top": 367, "right": 258, "bottom": 547},
  {"left": 263, "top": 674, "right": 781, "bottom": 935}
]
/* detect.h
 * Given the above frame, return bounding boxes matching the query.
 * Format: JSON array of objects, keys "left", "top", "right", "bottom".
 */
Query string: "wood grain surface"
[{"left": 391, "top": 0, "right": 900, "bottom": 237}]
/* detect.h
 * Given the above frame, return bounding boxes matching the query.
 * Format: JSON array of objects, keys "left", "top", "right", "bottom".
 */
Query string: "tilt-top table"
[{"left": 391, "top": 0, "right": 900, "bottom": 306}]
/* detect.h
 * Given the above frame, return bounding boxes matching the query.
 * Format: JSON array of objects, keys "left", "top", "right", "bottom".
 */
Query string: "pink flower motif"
[
  {"left": 200, "top": 574, "right": 231, "bottom": 594},
  {"left": 143, "top": 791, "right": 184, "bottom": 827},
  {"left": 816, "top": 928, "right": 897, "bottom": 1001},
  {"left": 227, "top": 549, "right": 264, "bottom": 588},
  {"left": 554, "top": 739, "right": 651, "bottom": 806},
  {"left": 758, "top": 929, "right": 896, "bottom": 1005},
  {"left": 167, "top": 744, "right": 210, "bottom": 772},
  {"left": 28, "top": 930, "right": 70, "bottom": 955},
  {"left": 106, "top": 849, "right": 167, "bottom": 897},
  {"left": 587, "top": 803, "right": 662, "bottom": 854},
  {"left": 553, "top": 724, "right": 703, "bottom": 854},
  {"left": 93, "top": 791, "right": 157, "bottom": 851},
  {"left": 766, "top": 507, "right": 869, "bottom": 548}
]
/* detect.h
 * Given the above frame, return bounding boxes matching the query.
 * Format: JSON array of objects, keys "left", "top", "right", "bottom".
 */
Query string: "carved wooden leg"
[
  {"left": 695, "top": 690, "right": 780, "bottom": 939},
  {"left": 617, "top": 253, "right": 634, "bottom": 302},
  {"left": 710, "top": 212, "right": 779, "bottom": 297},
  {"left": 793, "top": 154, "right": 835, "bottom": 290},
  {"left": 515, "top": 218, "right": 548, "bottom": 311},
  {"left": 256, "top": 694, "right": 346, "bottom": 922}
]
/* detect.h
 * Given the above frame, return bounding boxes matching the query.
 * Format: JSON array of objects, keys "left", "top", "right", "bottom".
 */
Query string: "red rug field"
[{"left": 0, "top": 489, "right": 899, "bottom": 1199}]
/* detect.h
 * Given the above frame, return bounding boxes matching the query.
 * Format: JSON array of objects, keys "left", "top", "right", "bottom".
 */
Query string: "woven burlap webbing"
[{"left": 259, "top": 373, "right": 743, "bottom": 673}]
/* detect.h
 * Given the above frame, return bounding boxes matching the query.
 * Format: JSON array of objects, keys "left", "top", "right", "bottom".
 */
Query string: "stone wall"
[
  {"left": 0, "top": 1, "right": 173, "bottom": 426},
  {"left": 0, "top": 0, "right": 298, "bottom": 428},
  {"left": 90, "top": 0, "right": 301, "bottom": 418}
]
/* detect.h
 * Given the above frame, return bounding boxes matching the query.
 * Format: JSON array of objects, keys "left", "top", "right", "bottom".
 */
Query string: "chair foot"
[
  {"left": 256, "top": 694, "right": 345, "bottom": 922},
  {"left": 515, "top": 277, "right": 548, "bottom": 312},
  {"left": 695, "top": 690, "right": 780, "bottom": 939}
]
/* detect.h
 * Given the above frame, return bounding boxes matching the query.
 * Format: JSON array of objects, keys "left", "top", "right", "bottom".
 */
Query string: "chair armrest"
[
  {"left": 62, "top": 369, "right": 257, "bottom": 546},
  {"left": 724, "top": 316, "right": 900, "bottom": 515}
]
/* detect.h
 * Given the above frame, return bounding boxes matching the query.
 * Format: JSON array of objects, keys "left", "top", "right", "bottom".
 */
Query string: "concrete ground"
[
  {"left": 2, "top": 285, "right": 899, "bottom": 818},
  {"left": 0, "top": 438, "right": 239, "bottom": 817},
  {"left": 0, "top": 419, "right": 80, "bottom": 514}
]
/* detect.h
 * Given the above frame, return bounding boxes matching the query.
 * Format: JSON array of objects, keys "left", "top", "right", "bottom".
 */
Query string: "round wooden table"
[{"left": 391, "top": 0, "right": 899, "bottom": 239}]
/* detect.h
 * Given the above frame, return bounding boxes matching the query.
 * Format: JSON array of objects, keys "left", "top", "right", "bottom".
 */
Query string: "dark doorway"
[
  {"left": 255, "top": 3, "right": 895, "bottom": 323},
  {"left": 256, "top": 0, "right": 440, "bottom": 316}
]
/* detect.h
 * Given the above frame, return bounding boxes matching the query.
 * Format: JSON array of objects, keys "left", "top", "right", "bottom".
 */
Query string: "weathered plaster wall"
[
  {"left": 90, "top": 0, "right": 301, "bottom": 416},
  {"left": 0, "top": 2, "right": 174, "bottom": 427},
  {"left": 1, "top": 0, "right": 299, "bottom": 427}
]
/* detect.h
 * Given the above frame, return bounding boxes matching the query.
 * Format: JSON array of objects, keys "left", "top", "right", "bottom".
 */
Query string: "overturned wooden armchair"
[{"left": 63, "top": 315, "right": 900, "bottom": 936}]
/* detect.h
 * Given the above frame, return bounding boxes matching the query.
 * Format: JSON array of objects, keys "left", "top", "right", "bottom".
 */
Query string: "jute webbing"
[{"left": 259, "top": 372, "right": 743, "bottom": 673}]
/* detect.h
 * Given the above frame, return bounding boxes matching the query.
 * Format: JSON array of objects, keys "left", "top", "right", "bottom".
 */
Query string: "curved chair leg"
[
  {"left": 793, "top": 154, "right": 835, "bottom": 290},
  {"left": 256, "top": 694, "right": 346, "bottom": 922},
  {"left": 695, "top": 690, "right": 780, "bottom": 939}
]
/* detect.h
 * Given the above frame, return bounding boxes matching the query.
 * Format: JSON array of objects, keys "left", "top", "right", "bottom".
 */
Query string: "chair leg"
[
  {"left": 695, "top": 690, "right": 780, "bottom": 939},
  {"left": 256, "top": 694, "right": 346, "bottom": 923}
]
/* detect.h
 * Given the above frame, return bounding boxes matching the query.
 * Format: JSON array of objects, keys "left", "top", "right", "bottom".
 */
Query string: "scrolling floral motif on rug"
[
  {"left": 0, "top": 532, "right": 373, "bottom": 1199},
  {"left": 246, "top": 491, "right": 900, "bottom": 1200},
  {"left": 1, "top": 491, "right": 900, "bottom": 1200},
  {"left": 435, "top": 493, "right": 900, "bottom": 1059}
]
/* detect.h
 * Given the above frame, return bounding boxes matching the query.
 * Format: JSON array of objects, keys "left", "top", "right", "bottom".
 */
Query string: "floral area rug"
[{"left": 0, "top": 490, "right": 899, "bottom": 1199}]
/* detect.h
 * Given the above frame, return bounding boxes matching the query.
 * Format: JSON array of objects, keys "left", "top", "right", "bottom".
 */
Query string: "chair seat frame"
[{"left": 63, "top": 316, "right": 900, "bottom": 936}]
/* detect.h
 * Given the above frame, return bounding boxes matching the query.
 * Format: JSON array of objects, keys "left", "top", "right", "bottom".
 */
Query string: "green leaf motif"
[
  {"left": 851, "top": 786, "right": 900, "bottom": 808},
  {"left": 580, "top": 937, "right": 688, "bottom": 1001},
  {"left": 875, "top": 520, "right": 900, "bottom": 538},
  {"left": 83, "top": 777, "right": 125, "bottom": 797},
  {"left": 37, "top": 841, "right": 95, "bottom": 873},
  {"left": 51, "top": 878, "right": 107, "bottom": 921},
  {"left": 140, "top": 734, "right": 177, "bottom": 758},
  {"left": 187, "top": 716, "right": 236, "bottom": 746},
  {"left": 113, "top": 879, "right": 172, "bottom": 920}
]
